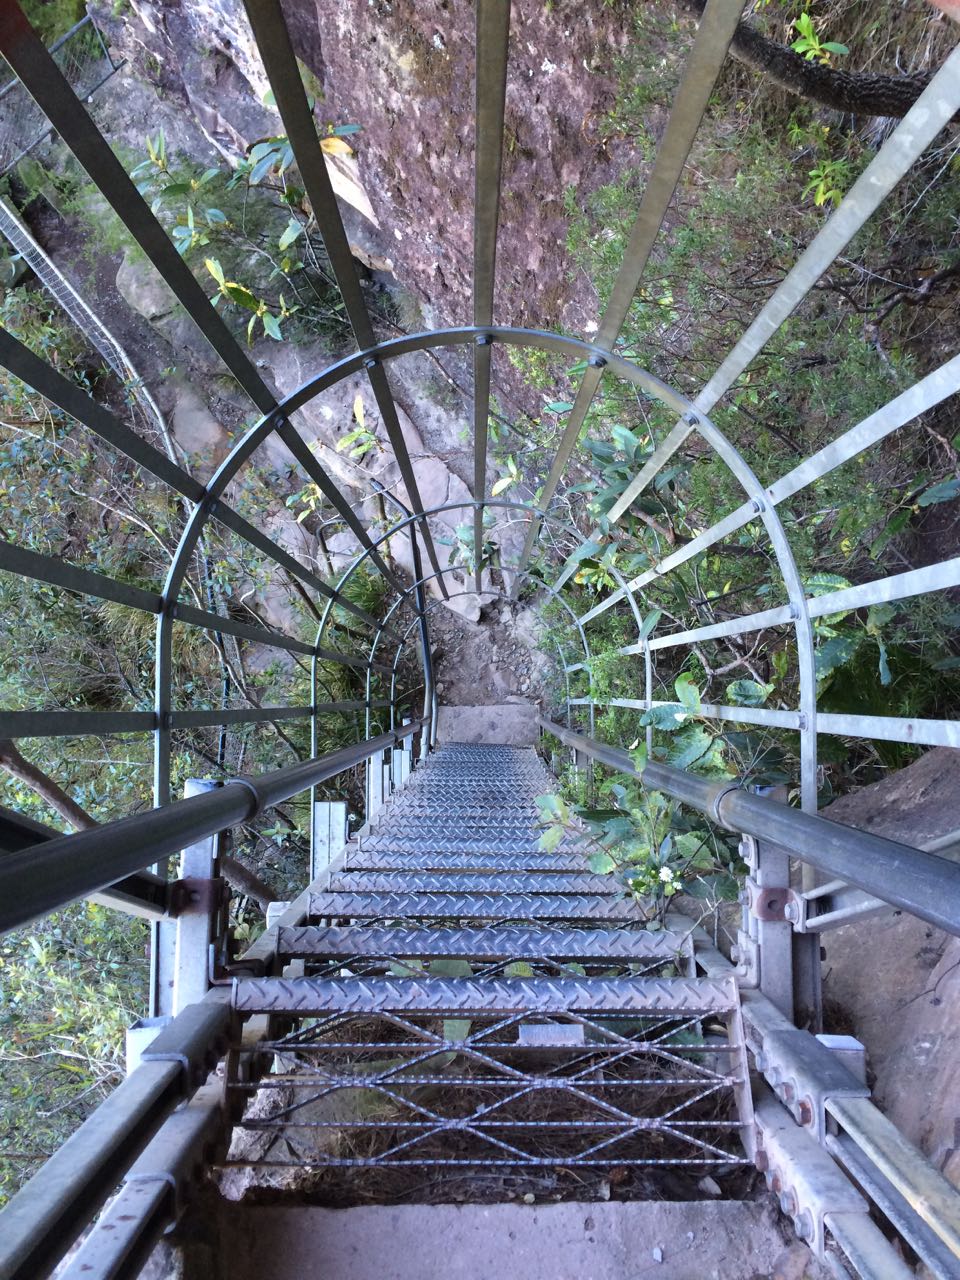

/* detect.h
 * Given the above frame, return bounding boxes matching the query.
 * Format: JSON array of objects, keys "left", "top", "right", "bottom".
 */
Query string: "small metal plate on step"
[{"left": 518, "top": 1022, "right": 586, "bottom": 1047}]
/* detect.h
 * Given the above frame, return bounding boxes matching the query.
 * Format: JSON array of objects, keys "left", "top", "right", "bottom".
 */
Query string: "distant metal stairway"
[{"left": 222, "top": 742, "right": 753, "bottom": 1185}]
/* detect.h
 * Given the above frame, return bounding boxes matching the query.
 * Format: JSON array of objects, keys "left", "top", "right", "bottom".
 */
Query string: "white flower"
[{"left": 659, "top": 867, "right": 674, "bottom": 882}]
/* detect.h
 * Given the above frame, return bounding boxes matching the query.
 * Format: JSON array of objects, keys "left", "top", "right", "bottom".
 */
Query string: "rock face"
[
  {"left": 820, "top": 748, "right": 960, "bottom": 1187},
  {"left": 94, "top": 0, "right": 636, "bottom": 346}
]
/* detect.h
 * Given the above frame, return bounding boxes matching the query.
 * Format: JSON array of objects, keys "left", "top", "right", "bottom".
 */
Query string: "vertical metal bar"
[
  {"left": 753, "top": 836, "right": 794, "bottom": 1022},
  {"left": 472, "top": 0, "right": 510, "bottom": 591},
  {"left": 515, "top": 0, "right": 747, "bottom": 582},
  {"left": 172, "top": 779, "right": 219, "bottom": 1014},
  {"left": 240, "top": 0, "right": 449, "bottom": 597},
  {"left": 311, "top": 800, "right": 348, "bottom": 879}
]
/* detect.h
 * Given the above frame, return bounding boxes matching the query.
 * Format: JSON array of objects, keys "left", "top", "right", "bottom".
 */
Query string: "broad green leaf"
[
  {"left": 726, "top": 678, "right": 773, "bottom": 707},
  {"left": 224, "top": 282, "right": 260, "bottom": 311},
  {"left": 918, "top": 478, "right": 960, "bottom": 507},
  {"left": 278, "top": 217, "right": 304, "bottom": 251},
  {"left": 804, "top": 572, "right": 852, "bottom": 596},
  {"left": 674, "top": 672, "right": 701, "bottom": 715},
  {"left": 204, "top": 257, "right": 225, "bottom": 285},
  {"left": 641, "top": 703, "right": 687, "bottom": 730},
  {"left": 815, "top": 634, "right": 860, "bottom": 679},
  {"left": 544, "top": 400, "right": 573, "bottom": 414},
  {"left": 491, "top": 475, "right": 515, "bottom": 496},
  {"left": 666, "top": 727, "right": 713, "bottom": 770},
  {"left": 442, "top": 1017, "right": 472, "bottom": 1043},
  {"left": 538, "top": 824, "right": 563, "bottom": 852},
  {"left": 261, "top": 313, "right": 282, "bottom": 340},
  {"left": 589, "top": 851, "right": 617, "bottom": 875},
  {"left": 431, "top": 958, "right": 474, "bottom": 978}
]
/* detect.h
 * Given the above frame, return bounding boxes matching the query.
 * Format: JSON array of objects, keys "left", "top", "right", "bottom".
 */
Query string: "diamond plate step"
[
  {"left": 307, "top": 891, "right": 644, "bottom": 922},
  {"left": 276, "top": 924, "right": 691, "bottom": 963},
  {"left": 358, "top": 836, "right": 573, "bottom": 855},
  {"left": 345, "top": 848, "right": 590, "bottom": 873},
  {"left": 325, "top": 870, "right": 617, "bottom": 896},
  {"left": 373, "top": 818, "right": 542, "bottom": 838},
  {"left": 232, "top": 973, "right": 739, "bottom": 1015}
]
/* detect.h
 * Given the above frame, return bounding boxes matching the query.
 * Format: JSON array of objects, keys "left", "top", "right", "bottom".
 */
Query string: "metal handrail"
[
  {"left": 538, "top": 716, "right": 960, "bottom": 936},
  {"left": 0, "top": 720, "right": 423, "bottom": 935}
]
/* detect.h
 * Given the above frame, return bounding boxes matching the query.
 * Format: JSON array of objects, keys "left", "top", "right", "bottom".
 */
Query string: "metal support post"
[
  {"left": 311, "top": 800, "right": 348, "bottom": 879},
  {"left": 172, "top": 780, "right": 222, "bottom": 1016},
  {"left": 366, "top": 747, "right": 387, "bottom": 823},
  {"left": 393, "top": 720, "right": 413, "bottom": 789}
]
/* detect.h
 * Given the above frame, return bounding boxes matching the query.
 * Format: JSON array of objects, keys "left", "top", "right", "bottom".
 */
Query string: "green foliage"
[
  {"left": 791, "top": 12, "right": 850, "bottom": 65},
  {"left": 20, "top": 0, "right": 85, "bottom": 43},
  {"left": 537, "top": 774, "right": 741, "bottom": 924},
  {"left": 0, "top": 904, "right": 148, "bottom": 1206}
]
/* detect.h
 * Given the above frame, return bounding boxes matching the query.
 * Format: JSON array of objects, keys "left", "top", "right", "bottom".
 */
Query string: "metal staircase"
[
  {"left": 222, "top": 742, "right": 752, "bottom": 1186},
  {"left": 2, "top": 0, "right": 960, "bottom": 1276}
]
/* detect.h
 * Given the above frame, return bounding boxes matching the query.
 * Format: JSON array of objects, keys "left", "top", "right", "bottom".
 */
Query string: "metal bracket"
[
  {"left": 731, "top": 928, "right": 759, "bottom": 987},
  {"left": 168, "top": 876, "right": 226, "bottom": 918},
  {"left": 755, "top": 1027, "right": 870, "bottom": 1142},
  {"left": 755, "top": 1093, "right": 867, "bottom": 1259},
  {"left": 747, "top": 877, "right": 800, "bottom": 924},
  {"left": 141, "top": 1001, "right": 233, "bottom": 1092}
]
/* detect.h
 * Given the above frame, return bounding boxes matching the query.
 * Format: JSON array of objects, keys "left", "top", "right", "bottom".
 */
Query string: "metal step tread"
[
  {"left": 232, "top": 972, "right": 739, "bottom": 1015},
  {"left": 358, "top": 836, "right": 579, "bottom": 855},
  {"left": 373, "top": 819, "right": 543, "bottom": 836},
  {"left": 324, "top": 870, "right": 618, "bottom": 896},
  {"left": 277, "top": 923, "right": 692, "bottom": 962},
  {"left": 345, "top": 849, "right": 590, "bottom": 872},
  {"left": 308, "top": 890, "right": 644, "bottom": 922}
]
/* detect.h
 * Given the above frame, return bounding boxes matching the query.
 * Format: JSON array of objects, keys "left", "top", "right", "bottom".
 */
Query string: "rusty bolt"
[
  {"left": 755, "top": 1149, "right": 769, "bottom": 1172},
  {"left": 798, "top": 1098, "right": 814, "bottom": 1127}
]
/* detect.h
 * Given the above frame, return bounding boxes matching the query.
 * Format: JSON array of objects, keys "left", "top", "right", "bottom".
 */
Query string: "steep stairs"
[{"left": 215, "top": 742, "right": 815, "bottom": 1277}]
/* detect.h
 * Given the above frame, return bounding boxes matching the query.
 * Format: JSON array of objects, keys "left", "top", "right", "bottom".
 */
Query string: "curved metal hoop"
[{"left": 157, "top": 326, "right": 816, "bottom": 807}]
